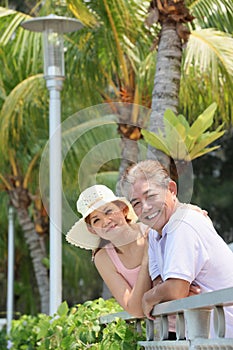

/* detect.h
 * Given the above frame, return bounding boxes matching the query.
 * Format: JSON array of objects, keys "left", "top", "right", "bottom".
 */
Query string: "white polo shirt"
[{"left": 148, "top": 207, "right": 233, "bottom": 338}]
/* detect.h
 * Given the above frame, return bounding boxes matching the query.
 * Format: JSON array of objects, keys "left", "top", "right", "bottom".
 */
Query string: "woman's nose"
[{"left": 102, "top": 216, "right": 111, "bottom": 227}]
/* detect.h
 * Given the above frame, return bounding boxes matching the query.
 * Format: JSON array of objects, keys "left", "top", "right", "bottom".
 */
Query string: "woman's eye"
[
  {"left": 105, "top": 209, "right": 113, "bottom": 215},
  {"left": 92, "top": 218, "right": 100, "bottom": 225}
]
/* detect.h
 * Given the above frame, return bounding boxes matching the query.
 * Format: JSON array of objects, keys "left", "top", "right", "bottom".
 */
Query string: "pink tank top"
[{"left": 105, "top": 243, "right": 140, "bottom": 288}]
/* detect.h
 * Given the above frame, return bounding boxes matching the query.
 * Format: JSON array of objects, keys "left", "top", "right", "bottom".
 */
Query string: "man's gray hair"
[{"left": 121, "top": 160, "right": 171, "bottom": 198}]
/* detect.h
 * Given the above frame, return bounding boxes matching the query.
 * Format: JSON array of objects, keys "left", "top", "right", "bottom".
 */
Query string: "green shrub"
[
  {"left": 1, "top": 298, "right": 145, "bottom": 349},
  {"left": 0, "top": 325, "right": 7, "bottom": 348}
]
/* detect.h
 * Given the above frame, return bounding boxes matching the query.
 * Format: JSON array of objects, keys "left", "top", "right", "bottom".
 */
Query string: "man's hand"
[{"left": 142, "top": 278, "right": 195, "bottom": 319}]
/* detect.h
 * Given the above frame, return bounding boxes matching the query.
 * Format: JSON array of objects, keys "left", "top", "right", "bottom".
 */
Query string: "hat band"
[{"left": 87, "top": 196, "right": 104, "bottom": 209}]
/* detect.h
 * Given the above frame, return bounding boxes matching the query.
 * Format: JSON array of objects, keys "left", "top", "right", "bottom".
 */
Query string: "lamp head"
[{"left": 21, "top": 14, "right": 83, "bottom": 78}]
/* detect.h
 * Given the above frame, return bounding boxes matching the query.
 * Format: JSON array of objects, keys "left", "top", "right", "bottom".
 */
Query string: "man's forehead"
[{"left": 129, "top": 181, "right": 161, "bottom": 199}]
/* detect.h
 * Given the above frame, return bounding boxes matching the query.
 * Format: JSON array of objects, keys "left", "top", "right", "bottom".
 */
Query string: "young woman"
[
  {"left": 66, "top": 184, "right": 202, "bottom": 321},
  {"left": 66, "top": 184, "right": 151, "bottom": 317}
]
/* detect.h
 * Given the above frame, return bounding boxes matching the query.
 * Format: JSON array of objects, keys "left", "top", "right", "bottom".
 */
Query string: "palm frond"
[
  {"left": 0, "top": 74, "right": 45, "bottom": 150},
  {"left": 184, "top": 29, "right": 233, "bottom": 78},
  {"left": 189, "top": 0, "right": 233, "bottom": 33},
  {"left": 67, "top": 0, "right": 99, "bottom": 27},
  {"left": 0, "top": 7, "right": 29, "bottom": 45}
]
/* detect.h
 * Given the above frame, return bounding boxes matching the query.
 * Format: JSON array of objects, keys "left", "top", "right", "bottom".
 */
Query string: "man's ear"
[{"left": 168, "top": 180, "right": 177, "bottom": 195}]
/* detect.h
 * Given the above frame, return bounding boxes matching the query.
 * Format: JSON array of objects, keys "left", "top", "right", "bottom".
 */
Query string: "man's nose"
[{"left": 142, "top": 199, "right": 152, "bottom": 212}]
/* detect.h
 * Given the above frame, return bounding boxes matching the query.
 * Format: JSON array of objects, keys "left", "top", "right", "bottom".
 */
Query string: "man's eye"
[
  {"left": 132, "top": 201, "right": 141, "bottom": 209},
  {"left": 147, "top": 194, "right": 156, "bottom": 201},
  {"left": 92, "top": 218, "right": 100, "bottom": 225}
]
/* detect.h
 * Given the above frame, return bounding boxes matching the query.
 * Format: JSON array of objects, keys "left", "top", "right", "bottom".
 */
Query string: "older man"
[{"left": 121, "top": 159, "right": 233, "bottom": 337}]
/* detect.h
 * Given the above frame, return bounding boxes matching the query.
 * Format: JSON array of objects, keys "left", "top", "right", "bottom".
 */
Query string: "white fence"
[{"left": 100, "top": 287, "right": 233, "bottom": 349}]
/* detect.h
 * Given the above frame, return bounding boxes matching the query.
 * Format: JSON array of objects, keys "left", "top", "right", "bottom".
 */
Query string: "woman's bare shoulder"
[
  {"left": 94, "top": 247, "right": 117, "bottom": 274},
  {"left": 94, "top": 247, "right": 111, "bottom": 265}
]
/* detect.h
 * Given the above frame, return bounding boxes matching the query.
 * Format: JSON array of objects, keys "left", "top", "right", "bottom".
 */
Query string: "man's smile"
[{"left": 144, "top": 210, "right": 161, "bottom": 220}]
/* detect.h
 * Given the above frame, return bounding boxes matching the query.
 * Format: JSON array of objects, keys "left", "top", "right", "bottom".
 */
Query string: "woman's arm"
[{"left": 94, "top": 244, "right": 152, "bottom": 317}]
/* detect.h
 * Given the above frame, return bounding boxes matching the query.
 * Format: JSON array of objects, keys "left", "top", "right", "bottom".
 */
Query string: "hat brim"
[
  {"left": 66, "top": 197, "right": 138, "bottom": 250},
  {"left": 66, "top": 218, "right": 101, "bottom": 250}
]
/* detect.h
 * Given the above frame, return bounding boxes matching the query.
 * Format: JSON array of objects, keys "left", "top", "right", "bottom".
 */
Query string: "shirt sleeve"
[
  {"left": 163, "top": 220, "right": 209, "bottom": 283},
  {"left": 148, "top": 229, "right": 160, "bottom": 281}
]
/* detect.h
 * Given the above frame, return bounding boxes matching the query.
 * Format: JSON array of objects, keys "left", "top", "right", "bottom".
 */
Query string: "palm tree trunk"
[
  {"left": 16, "top": 207, "right": 49, "bottom": 314},
  {"left": 115, "top": 137, "right": 139, "bottom": 195},
  {"left": 9, "top": 188, "right": 49, "bottom": 314},
  {"left": 149, "top": 21, "right": 182, "bottom": 168}
]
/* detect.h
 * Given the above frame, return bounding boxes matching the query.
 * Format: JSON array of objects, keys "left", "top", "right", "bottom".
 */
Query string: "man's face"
[{"left": 129, "top": 177, "right": 177, "bottom": 234}]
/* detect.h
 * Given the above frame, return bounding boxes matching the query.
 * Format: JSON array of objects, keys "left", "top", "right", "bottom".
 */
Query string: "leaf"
[
  {"left": 37, "top": 319, "right": 51, "bottom": 339},
  {"left": 190, "top": 145, "right": 221, "bottom": 160},
  {"left": 57, "top": 301, "right": 69, "bottom": 317},
  {"left": 177, "top": 114, "right": 190, "bottom": 132},
  {"left": 165, "top": 127, "right": 187, "bottom": 159},
  {"left": 141, "top": 129, "right": 170, "bottom": 155},
  {"left": 189, "top": 129, "right": 225, "bottom": 159},
  {"left": 185, "top": 134, "right": 197, "bottom": 152},
  {"left": 188, "top": 102, "right": 217, "bottom": 139},
  {"left": 164, "top": 109, "right": 179, "bottom": 128}
]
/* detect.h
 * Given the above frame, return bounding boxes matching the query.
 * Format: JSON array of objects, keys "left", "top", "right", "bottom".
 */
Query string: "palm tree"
[
  {"left": 0, "top": 28, "right": 52, "bottom": 311},
  {"left": 0, "top": 12, "right": 127, "bottom": 309},
  {"left": 1, "top": 0, "right": 232, "bottom": 177},
  {"left": 65, "top": 0, "right": 157, "bottom": 193},
  {"left": 146, "top": 0, "right": 233, "bottom": 169}
]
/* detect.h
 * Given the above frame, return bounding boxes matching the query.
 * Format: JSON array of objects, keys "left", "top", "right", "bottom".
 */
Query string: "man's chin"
[{"left": 143, "top": 215, "right": 164, "bottom": 231}]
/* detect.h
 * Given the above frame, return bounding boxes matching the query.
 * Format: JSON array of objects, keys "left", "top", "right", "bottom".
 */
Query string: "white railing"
[
  {"left": 100, "top": 287, "right": 233, "bottom": 350},
  {"left": 0, "top": 318, "right": 6, "bottom": 331}
]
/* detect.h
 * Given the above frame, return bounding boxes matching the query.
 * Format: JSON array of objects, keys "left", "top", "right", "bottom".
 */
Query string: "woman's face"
[{"left": 88, "top": 202, "right": 128, "bottom": 240}]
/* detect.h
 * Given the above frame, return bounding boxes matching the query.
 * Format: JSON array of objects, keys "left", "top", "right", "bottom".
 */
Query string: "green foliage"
[
  {"left": 1, "top": 298, "right": 145, "bottom": 349},
  {"left": 0, "top": 325, "right": 7, "bottom": 349},
  {"left": 192, "top": 130, "right": 233, "bottom": 243},
  {"left": 142, "top": 103, "right": 225, "bottom": 161}
]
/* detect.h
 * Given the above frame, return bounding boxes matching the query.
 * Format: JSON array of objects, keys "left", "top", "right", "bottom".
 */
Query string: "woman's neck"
[{"left": 111, "top": 223, "right": 143, "bottom": 253}]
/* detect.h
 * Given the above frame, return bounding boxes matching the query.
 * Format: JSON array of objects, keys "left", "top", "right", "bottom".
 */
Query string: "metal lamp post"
[
  {"left": 21, "top": 14, "right": 83, "bottom": 315},
  {"left": 7, "top": 207, "right": 14, "bottom": 333}
]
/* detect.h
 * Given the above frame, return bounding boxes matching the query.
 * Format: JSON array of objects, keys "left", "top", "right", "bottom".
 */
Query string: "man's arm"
[{"left": 142, "top": 278, "right": 190, "bottom": 319}]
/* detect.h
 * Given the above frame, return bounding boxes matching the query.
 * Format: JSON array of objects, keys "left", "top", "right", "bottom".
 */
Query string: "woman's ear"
[
  {"left": 123, "top": 206, "right": 129, "bottom": 218},
  {"left": 86, "top": 224, "right": 97, "bottom": 235}
]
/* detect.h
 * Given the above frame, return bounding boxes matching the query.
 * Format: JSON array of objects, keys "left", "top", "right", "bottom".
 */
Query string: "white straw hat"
[{"left": 66, "top": 185, "right": 138, "bottom": 250}]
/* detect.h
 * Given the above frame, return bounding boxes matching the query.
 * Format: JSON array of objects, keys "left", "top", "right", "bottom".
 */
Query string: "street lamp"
[
  {"left": 7, "top": 207, "right": 14, "bottom": 334},
  {"left": 21, "top": 14, "right": 83, "bottom": 315}
]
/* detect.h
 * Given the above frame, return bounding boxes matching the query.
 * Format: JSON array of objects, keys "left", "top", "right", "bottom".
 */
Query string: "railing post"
[
  {"left": 176, "top": 312, "right": 186, "bottom": 340},
  {"left": 184, "top": 308, "right": 211, "bottom": 340},
  {"left": 213, "top": 306, "right": 225, "bottom": 338},
  {"left": 146, "top": 319, "right": 155, "bottom": 341}
]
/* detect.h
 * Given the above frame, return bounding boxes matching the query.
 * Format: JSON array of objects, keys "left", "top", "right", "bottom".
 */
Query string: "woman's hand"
[
  {"left": 180, "top": 203, "right": 208, "bottom": 217},
  {"left": 188, "top": 283, "right": 201, "bottom": 296}
]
